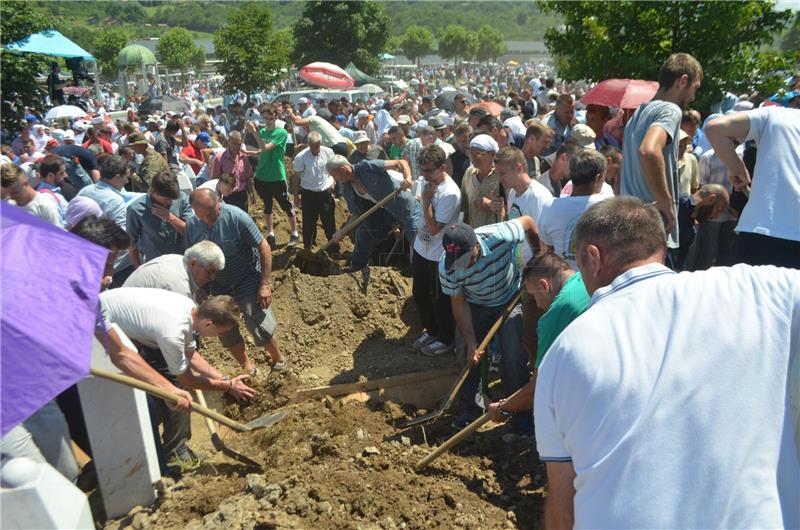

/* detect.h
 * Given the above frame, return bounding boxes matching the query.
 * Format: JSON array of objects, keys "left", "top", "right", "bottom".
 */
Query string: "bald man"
[{"left": 185, "top": 188, "right": 287, "bottom": 374}]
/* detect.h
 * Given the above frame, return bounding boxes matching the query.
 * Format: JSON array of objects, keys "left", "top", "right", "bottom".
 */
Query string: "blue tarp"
[{"left": 4, "top": 29, "right": 95, "bottom": 61}]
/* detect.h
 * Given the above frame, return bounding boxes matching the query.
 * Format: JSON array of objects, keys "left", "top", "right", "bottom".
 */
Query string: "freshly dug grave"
[
  {"left": 105, "top": 384, "right": 546, "bottom": 530},
  {"left": 100, "top": 192, "right": 547, "bottom": 529}
]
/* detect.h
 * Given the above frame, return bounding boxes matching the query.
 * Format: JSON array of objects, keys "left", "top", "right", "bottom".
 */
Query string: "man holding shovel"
[
  {"left": 326, "top": 155, "right": 417, "bottom": 270},
  {"left": 438, "top": 217, "right": 542, "bottom": 432},
  {"left": 98, "top": 288, "right": 256, "bottom": 466}
]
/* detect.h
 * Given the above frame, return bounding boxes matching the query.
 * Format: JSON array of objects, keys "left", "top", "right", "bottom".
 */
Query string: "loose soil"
[{"left": 99, "top": 189, "right": 546, "bottom": 530}]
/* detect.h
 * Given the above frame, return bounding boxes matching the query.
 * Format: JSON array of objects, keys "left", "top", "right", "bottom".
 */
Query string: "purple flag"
[{"left": 1, "top": 203, "right": 108, "bottom": 436}]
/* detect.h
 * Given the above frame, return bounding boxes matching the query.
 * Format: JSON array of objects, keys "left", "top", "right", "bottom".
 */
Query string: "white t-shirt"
[
  {"left": 413, "top": 175, "right": 461, "bottom": 261},
  {"left": 738, "top": 107, "right": 800, "bottom": 241},
  {"left": 23, "top": 192, "right": 63, "bottom": 228},
  {"left": 198, "top": 179, "right": 218, "bottom": 193},
  {"left": 559, "top": 181, "right": 614, "bottom": 198},
  {"left": 535, "top": 263, "right": 800, "bottom": 529},
  {"left": 293, "top": 146, "right": 335, "bottom": 192},
  {"left": 506, "top": 179, "right": 554, "bottom": 264},
  {"left": 306, "top": 116, "right": 345, "bottom": 147},
  {"left": 539, "top": 193, "right": 610, "bottom": 270},
  {"left": 99, "top": 288, "right": 195, "bottom": 375}
]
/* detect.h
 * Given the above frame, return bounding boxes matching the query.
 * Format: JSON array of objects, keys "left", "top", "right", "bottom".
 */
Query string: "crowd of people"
[{"left": 2, "top": 50, "right": 799, "bottom": 528}]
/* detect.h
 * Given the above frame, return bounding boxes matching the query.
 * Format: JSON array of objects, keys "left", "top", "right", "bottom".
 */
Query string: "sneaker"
[
  {"left": 267, "top": 234, "right": 277, "bottom": 250},
  {"left": 289, "top": 234, "right": 300, "bottom": 245},
  {"left": 412, "top": 332, "right": 435, "bottom": 351},
  {"left": 271, "top": 360, "right": 287, "bottom": 372},
  {"left": 167, "top": 446, "right": 205, "bottom": 474},
  {"left": 421, "top": 340, "right": 452, "bottom": 356}
]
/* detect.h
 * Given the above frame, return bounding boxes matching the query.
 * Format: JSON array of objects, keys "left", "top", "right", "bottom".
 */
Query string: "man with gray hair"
[
  {"left": 534, "top": 196, "right": 799, "bottom": 529},
  {"left": 326, "top": 155, "right": 416, "bottom": 270},
  {"left": 538, "top": 149, "right": 611, "bottom": 269},
  {"left": 292, "top": 131, "right": 338, "bottom": 251},
  {"left": 124, "top": 240, "right": 226, "bottom": 302}
]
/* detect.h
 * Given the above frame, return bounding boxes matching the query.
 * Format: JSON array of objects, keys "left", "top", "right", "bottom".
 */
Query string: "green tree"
[
  {"left": 781, "top": 12, "right": 800, "bottom": 53},
  {"left": 93, "top": 27, "right": 130, "bottom": 80},
  {"left": 0, "top": 0, "right": 53, "bottom": 131},
  {"left": 291, "top": 1, "right": 389, "bottom": 76},
  {"left": 438, "top": 25, "right": 476, "bottom": 66},
  {"left": 474, "top": 26, "right": 507, "bottom": 63},
  {"left": 400, "top": 25, "right": 435, "bottom": 66},
  {"left": 156, "top": 28, "right": 204, "bottom": 85},
  {"left": 155, "top": 28, "right": 196, "bottom": 71},
  {"left": 213, "top": 3, "right": 291, "bottom": 95},
  {"left": 537, "top": 0, "right": 792, "bottom": 111}
]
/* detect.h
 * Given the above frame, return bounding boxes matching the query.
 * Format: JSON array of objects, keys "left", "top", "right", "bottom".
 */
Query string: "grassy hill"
[{"left": 34, "top": 0, "right": 560, "bottom": 48}]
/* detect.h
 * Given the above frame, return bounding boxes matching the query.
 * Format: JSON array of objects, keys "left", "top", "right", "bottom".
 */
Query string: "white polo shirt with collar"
[{"left": 534, "top": 262, "right": 800, "bottom": 529}]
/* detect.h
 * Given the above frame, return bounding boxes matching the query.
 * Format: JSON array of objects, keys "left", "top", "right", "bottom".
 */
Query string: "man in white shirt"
[
  {"left": 1, "top": 163, "right": 62, "bottom": 227},
  {"left": 495, "top": 145, "right": 553, "bottom": 359},
  {"left": 705, "top": 106, "right": 800, "bottom": 268},
  {"left": 292, "top": 131, "right": 338, "bottom": 251},
  {"left": 539, "top": 149, "right": 611, "bottom": 269},
  {"left": 535, "top": 196, "right": 799, "bottom": 529},
  {"left": 411, "top": 144, "right": 461, "bottom": 356},
  {"left": 536, "top": 141, "right": 579, "bottom": 198},
  {"left": 99, "top": 288, "right": 257, "bottom": 461}
]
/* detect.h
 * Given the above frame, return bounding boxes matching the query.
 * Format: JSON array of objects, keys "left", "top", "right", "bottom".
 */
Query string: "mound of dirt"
[{"left": 105, "top": 394, "right": 545, "bottom": 530}]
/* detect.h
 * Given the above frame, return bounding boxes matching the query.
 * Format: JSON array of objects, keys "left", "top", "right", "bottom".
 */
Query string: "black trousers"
[
  {"left": 139, "top": 345, "right": 191, "bottom": 459},
  {"left": 411, "top": 249, "right": 454, "bottom": 344},
  {"left": 300, "top": 188, "right": 337, "bottom": 250},
  {"left": 226, "top": 189, "right": 249, "bottom": 213},
  {"left": 254, "top": 179, "right": 295, "bottom": 217},
  {"left": 735, "top": 232, "right": 800, "bottom": 269}
]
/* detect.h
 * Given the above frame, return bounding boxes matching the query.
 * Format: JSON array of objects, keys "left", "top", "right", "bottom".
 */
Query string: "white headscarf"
[{"left": 373, "top": 109, "right": 397, "bottom": 139}]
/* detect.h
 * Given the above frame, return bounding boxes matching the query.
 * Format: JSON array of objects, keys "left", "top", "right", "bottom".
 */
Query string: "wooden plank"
[{"left": 289, "top": 367, "right": 458, "bottom": 404}]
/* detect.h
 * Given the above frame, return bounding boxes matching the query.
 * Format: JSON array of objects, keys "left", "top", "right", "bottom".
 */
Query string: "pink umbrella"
[
  {"left": 581, "top": 79, "right": 660, "bottom": 110},
  {"left": 299, "top": 62, "right": 354, "bottom": 89}
]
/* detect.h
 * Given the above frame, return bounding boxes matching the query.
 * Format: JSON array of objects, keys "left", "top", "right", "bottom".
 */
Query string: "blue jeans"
[
  {"left": 454, "top": 302, "right": 529, "bottom": 416},
  {"left": 351, "top": 208, "right": 414, "bottom": 269}
]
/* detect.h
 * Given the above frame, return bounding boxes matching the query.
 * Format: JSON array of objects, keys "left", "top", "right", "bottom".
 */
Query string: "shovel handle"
[
  {"left": 437, "top": 290, "right": 523, "bottom": 412},
  {"left": 89, "top": 367, "right": 251, "bottom": 432},
  {"left": 317, "top": 187, "right": 403, "bottom": 254},
  {"left": 194, "top": 389, "right": 220, "bottom": 435},
  {"left": 416, "top": 412, "right": 492, "bottom": 470},
  {"left": 416, "top": 384, "right": 528, "bottom": 470}
]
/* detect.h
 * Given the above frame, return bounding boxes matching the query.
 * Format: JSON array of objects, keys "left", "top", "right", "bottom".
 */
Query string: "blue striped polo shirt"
[
  {"left": 438, "top": 218, "right": 525, "bottom": 308},
  {"left": 185, "top": 203, "right": 263, "bottom": 299}
]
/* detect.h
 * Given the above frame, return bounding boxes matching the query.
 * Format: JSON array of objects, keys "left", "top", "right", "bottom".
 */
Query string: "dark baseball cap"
[{"left": 442, "top": 223, "right": 478, "bottom": 272}]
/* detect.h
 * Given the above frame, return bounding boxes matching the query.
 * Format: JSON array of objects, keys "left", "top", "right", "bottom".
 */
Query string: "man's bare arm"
[
  {"left": 638, "top": 126, "right": 675, "bottom": 228},
  {"left": 544, "top": 461, "right": 577, "bottom": 530},
  {"left": 705, "top": 113, "right": 752, "bottom": 190}
]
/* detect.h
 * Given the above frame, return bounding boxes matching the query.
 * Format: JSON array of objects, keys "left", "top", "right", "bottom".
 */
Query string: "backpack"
[{"left": 62, "top": 156, "right": 93, "bottom": 190}]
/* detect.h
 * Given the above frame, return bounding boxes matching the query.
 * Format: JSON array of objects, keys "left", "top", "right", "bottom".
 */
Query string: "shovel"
[
  {"left": 399, "top": 290, "right": 522, "bottom": 428},
  {"left": 89, "top": 367, "right": 287, "bottom": 433},
  {"left": 195, "top": 390, "right": 263, "bottom": 468},
  {"left": 415, "top": 386, "right": 525, "bottom": 470},
  {"left": 293, "top": 187, "right": 403, "bottom": 275}
]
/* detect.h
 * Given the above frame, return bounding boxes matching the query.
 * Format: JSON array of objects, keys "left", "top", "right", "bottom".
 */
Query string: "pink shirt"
[{"left": 211, "top": 148, "right": 253, "bottom": 193}]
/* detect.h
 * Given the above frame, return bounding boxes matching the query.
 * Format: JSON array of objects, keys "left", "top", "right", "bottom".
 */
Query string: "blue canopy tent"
[{"left": 4, "top": 30, "right": 101, "bottom": 99}]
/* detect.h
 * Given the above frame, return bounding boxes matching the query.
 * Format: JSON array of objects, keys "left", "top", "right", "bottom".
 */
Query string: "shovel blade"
[
  {"left": 245, "top": 409, "right": 287, "bottom": 431},
  {"left": 399, "top": 409, "right": 443, "bottom": 428}
]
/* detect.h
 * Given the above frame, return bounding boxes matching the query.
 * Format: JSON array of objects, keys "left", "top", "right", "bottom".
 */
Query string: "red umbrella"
[
  {"left": 299, "top": 62, "right": 354, "bottom": 90},
  {"left": 581, "top": 79, "right": 659, "bottom": 109}
]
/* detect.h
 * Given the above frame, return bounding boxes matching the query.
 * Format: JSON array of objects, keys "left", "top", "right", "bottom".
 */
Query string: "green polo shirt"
[
  {"left": 535, "top": 272, "right": 590, "bottom": 368},
  {"left": 255, "top": 126, "right": 287, "bottom": 183}
]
